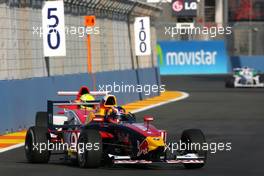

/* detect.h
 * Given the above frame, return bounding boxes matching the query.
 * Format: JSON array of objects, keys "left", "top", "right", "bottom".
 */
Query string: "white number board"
[
  {"left": 134, "top": 17, "right": 151, "bottom": 56},
  {"left": 42, "top": 1, "right": 66, "bottom": 57}
]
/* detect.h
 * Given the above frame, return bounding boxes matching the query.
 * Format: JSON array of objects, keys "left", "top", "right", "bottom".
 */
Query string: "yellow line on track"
[
  {"left": 4, "top": 131, "right": 27, "bottom": 137},
  {"left": 0, "top": 139, "right": 25, "bottom": 144},
  {"left": 123, "top": 91, "right": 183, "bottom": 112},
  {"left": 0, "top": 130, "right": 26, "bottom": 149}
]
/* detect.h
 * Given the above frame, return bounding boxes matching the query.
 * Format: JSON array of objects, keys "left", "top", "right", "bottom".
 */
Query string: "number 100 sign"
[
  {"left": 42, "top": 1, "right": 66, "bottom": 57},
  {"left": 134, "top": 17, "right": 151, "bottom": 56}
]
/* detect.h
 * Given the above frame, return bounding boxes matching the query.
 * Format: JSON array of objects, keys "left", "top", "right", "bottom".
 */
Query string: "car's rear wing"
[
  {"left": 47, "top": 100, "right": 100, "bottom": 129},
  {"left": 57, "top": 91, "right": 110, "bottom": 96},
  {"left": 233, "top": 67, "right": 255, "bottom": 72},
  {"left": 233, "top": 68, "right": 241, "bottom": 71}
]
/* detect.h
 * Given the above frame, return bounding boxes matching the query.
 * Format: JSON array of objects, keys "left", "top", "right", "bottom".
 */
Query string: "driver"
[
  {"left": 240, "top": 67, "right": 253, "bottom": 84},
  {"left": 106, "top": 106, "right": 126, "bottom": 124},
  {"left": 79, "top": 93, "right": 96, "bottom": 124},
  {"left": 79, "top": 94, "right": 95, "bottom": 110}
]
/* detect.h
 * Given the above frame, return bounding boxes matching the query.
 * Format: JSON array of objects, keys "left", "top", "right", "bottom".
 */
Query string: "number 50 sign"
[
  {"left": 134, "top": 17, "right": 151, "bottom": 56},
  {"left": 42, "top": 1, "right": 66, "bottom": 57}
]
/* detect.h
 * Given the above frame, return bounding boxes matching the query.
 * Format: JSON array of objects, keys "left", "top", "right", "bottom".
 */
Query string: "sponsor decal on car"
[{"left": 137, "top": 140, "right": 149, "bottom": 156}]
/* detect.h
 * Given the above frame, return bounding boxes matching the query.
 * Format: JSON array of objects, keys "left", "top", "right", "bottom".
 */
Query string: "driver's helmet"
[
  {"left": 80, "top": 94, "right": 95, "bottom": 110},
  {"left": 242, "top": 67, "right": 252, "bottom": 77}
]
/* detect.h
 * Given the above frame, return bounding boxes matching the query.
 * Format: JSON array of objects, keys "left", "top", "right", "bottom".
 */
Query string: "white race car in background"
[{"left": 226, "top": 67, "right": 264, "bottom": 88}]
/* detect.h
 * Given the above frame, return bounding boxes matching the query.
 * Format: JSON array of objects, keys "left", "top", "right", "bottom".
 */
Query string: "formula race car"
[
  {"left": 226, "top": 67, "right": 264, "bottom": 88},
  {"left": 25, "top": 86, "right": 207, "bottom": 169}
]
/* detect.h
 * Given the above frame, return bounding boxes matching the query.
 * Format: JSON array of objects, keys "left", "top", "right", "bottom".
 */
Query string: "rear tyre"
[
  {"left": 25, "top": 126, "right": 50, "bottom": 163},
  {"left": 35, "top": 112, "right": 48, "bottom": 128},
  {"left": 181, "top": 129, "right": 207, "bottom": 169},
  {"left": 77, "top": 129, "right": 102, "bottom": 168}
]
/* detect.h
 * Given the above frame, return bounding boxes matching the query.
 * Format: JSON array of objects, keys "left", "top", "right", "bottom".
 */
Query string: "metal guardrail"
[{"left": 4, "top": 0, "right": 161, "bottom": 19}]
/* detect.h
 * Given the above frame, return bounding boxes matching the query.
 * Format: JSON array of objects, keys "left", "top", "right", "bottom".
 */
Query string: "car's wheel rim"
[
  {"left": 78, "top": 150, "right": 85, "bottom": 164},
  {"left": 25, "top": 133, "right": 32, "bottom": 156},
  {"left": 77, "top": 137, "right": 86, "bottom": 166}
]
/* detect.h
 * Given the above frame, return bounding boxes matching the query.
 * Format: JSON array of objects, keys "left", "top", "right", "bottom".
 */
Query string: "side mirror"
[
  {"left": 144, "top": 115, "right": 154, "bottom": 122},
  {"left": 144, "top": 115, "right": 154, "bottom": 130}
]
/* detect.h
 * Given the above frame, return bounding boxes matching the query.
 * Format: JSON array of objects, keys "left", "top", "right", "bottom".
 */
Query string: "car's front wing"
[
  {"left": 113, "top": 159, "right": 204, "bottom": 164},
  {"left": 234, "top": 83, "right": 264, "bottom": 88}
]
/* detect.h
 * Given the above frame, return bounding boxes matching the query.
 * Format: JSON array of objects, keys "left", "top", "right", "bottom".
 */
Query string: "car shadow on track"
[{"left": 16, "top": 161, "right": 187, "bottom": 171}]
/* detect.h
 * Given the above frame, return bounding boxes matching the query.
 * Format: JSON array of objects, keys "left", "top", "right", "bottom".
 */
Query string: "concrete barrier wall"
[
  {"left": 0, "top": 3, "right": 159, "bottom": 80},
  {"left": 230, "top": 56, "right": 264, "bottom": 73},
  {"left": 0, "top": 67, "right": 159, "bottom": 133},
  {"left": 137, "top": 68, "right": 161, "bottom": 99}
]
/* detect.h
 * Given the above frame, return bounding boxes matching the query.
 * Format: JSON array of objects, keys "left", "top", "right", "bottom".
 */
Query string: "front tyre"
[
  {"left": 77, "top": 129, "right": 102, "bottom": 168},
  {"left": 25, "top": 126, "right": 50, "bottom": 163},
  {"left": 260, "top": 75, "right": 264, "bottom": 83},
  {"left": 225, "top": 77, "right": 235, "bottom": 88},
  {"left": 181, "top": 129, "right": 207, "bottom": 169}
]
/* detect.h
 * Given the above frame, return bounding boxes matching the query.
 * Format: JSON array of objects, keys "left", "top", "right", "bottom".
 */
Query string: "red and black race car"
[{"left": 25, "top": 86, "right": 207, "bottom": 169}]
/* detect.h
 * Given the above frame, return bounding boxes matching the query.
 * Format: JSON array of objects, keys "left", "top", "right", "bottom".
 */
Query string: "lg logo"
[{"left": 172, "top": 0, "right": 198, "bottom": 12}]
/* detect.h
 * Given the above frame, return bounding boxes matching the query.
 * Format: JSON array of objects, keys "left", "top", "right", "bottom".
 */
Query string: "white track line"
[
  {"left": 0, "top": 91, "right": 189, "bottom": 153},
  {"left": 131, "top": 91, "right": 189, "bottom": 114},
  {"left": 0, "top": 143, "right": 24, "bottom": 153}
]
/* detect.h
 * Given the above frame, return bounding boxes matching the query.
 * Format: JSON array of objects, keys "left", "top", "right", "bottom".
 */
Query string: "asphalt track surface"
[{"left": 1, "top": 75, "right": 264, "bottom": 176}]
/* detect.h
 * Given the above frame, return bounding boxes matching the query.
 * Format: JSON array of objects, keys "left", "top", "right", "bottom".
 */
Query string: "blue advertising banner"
[{"left": 157, "top": 40, "right": 229, "bottom": 75}]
